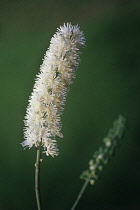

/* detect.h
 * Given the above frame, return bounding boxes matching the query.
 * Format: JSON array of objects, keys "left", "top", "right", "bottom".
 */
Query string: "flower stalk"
[
  {"left": 35, "top": 143, "right": 42, "bottom": 210},
  {"left": 22, "top": 23, "right": 85, "bottom": 209},
  {"left": 71, "top": 115, "right": 126, "bottom": 210},
  {"left": 71, "top": 176, "right": 90, "bottom": 210}
]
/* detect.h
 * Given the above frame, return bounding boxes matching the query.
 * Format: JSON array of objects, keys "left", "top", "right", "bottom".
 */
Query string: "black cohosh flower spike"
[
  {"left": 80, "top": 115, "right": 126, "bottom": 185},
  {"left": 21, "top": 23, "right": 85, "bottom": 157}
]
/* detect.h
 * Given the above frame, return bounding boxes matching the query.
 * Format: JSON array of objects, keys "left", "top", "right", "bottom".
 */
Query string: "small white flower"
[
  {"left": 97, "top": 154, "right": 103, "bottom": 160},
  {"left": 89, "top": 165, "right": 96, "bottom": 171},
  {"left": 90, "top": 179, "right": 95, "bottom": 185},
  {"left": 21, "top": 23, "right": 85, "bottom": 157},
  {"left": 105, "top": 140, "right": 111, "bottom": 147}
]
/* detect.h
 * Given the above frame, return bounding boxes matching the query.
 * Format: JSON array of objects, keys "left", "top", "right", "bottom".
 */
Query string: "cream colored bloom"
[{"left": 21, "top": 23, "right": 85, "bottom": 157}]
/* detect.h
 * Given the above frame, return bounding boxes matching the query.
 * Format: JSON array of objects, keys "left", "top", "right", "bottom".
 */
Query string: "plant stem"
[
  {"left": 35, "top": 143, "right": 42, "bottom": 210},
  {"left": 71, "top": 176, "right": 90, "bottom": 210}
]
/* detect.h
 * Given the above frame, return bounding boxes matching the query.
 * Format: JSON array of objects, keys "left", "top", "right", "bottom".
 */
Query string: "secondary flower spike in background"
[{"left": 21, "top": 23, "right": 85, "bottom": 157}]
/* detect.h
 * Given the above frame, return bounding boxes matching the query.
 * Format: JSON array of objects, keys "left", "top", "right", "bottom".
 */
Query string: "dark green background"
[{"left": 1, "top": 0, "right": 140, "bottom": 209}]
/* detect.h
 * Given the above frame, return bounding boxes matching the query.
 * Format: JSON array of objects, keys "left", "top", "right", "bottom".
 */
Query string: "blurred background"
[{"left": 1, "top": 0, "right": 140, "bottom": 209}]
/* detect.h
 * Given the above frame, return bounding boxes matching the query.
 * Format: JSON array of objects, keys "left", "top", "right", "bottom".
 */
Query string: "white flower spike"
[{"left": 21, "top": 23, "right": 85, "bottom": 157}]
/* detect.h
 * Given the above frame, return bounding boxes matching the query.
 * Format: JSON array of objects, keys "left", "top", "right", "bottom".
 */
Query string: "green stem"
[
  {"left": 35, "top": 144, "right": 42, "bottom": 210},
  {"left": 71, "top": 176, "right": 90, "bottom": 210}
]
